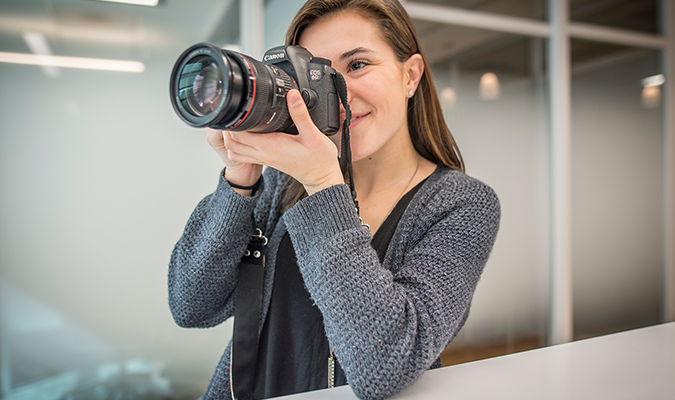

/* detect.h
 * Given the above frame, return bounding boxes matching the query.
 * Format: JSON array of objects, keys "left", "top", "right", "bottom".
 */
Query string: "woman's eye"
[{"left": 348, "top": 60, "right": 368, "bottom": 71}]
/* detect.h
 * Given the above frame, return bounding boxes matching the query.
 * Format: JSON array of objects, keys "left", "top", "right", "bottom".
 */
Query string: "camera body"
[
  {"left": 169, "top": 43, "right": 341, "bottom": 135},
  {"left": 261, "top": 46, "right": 340, "bottom": 134}
]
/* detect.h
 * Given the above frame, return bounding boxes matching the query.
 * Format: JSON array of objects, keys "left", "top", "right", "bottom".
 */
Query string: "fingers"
[
  {"left": 206, "top": 127, "right": 259, "bottom": 152},
  {"left": 205, "top": 127, "right": 226, "bottom": 150},
  {"left": 222, "top": 130, "right": 261, "bottom": 163},
  {"left": 287, "top": 89, "right": 318, "bottom": 137},
  {"left": 203, "top": 91, "right": 337, "bottom": 186},
  {"left": 204, "top": 127, "right": 260, "bottom": 168},
  {"left": 226, "top": 151, "right": 260, "bottom": 165}
]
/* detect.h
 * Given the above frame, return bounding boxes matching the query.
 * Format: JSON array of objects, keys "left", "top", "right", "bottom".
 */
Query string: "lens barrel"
[{"left": 170, "top": 43, "right": 297, "bottom": 133}]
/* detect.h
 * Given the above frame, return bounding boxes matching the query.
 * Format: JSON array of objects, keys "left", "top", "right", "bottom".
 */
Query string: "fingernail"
[{"left": 289, "top": 90, "right": 303, "bottom": 107}]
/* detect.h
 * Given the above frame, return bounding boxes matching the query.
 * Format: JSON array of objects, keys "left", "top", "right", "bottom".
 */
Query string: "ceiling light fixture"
[
  {"left": 92, "top": 0, "right": 159, "bottom": 6},
  {"left": 479, "top": 72, "right": 500, "bottom": 101},
  {"left": 641, "top": 74, "right": 665, "bottom": 88},
  {"left": 0, "top": 52, "right": 145, "bottom": 73},
  {"left": 440, "top": 87, "right": 457, "bottom": 109}
]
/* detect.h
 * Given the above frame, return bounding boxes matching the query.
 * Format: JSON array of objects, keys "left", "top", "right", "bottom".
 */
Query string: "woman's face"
[{"left": 298, "top": 12, "right": 420, "bottom": 163}]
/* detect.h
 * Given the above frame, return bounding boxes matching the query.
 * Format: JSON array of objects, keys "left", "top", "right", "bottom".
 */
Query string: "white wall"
[{"left": 0, "top": 49, "right": 232, "bottom": 389}]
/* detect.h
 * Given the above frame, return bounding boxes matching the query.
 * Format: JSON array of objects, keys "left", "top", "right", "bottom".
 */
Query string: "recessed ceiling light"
[
  {"left": 641, "top": 74, "right": 665, "bottom": 88},
  {"left": 92, "top": 0, "right": 159, "bottom": 6},
  {"left": 479, "top": 72, "right": 500, "bottom": 101},
  {"left": 0, "top": 52, "right": 145, "bottom": 73}
]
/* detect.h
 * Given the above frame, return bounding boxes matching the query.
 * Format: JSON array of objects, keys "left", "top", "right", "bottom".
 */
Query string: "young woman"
[{"left": 169, "top": 1, "right": 500, "bottom": 399}]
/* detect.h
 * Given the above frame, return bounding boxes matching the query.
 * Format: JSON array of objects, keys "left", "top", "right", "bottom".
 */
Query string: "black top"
[{"left": 252, "top": 179, "right": 427, "bottom": 399}]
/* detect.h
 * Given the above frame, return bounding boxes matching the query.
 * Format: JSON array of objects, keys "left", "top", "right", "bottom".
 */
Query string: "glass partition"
[
  {"left": 571, "top": 39, "right": 664, "bottom": 340},
  {"left": 413, "top": 20, "right": 551, "bottom": 364}
]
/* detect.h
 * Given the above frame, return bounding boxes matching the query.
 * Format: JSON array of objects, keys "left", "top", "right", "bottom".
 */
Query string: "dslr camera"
[{"left": 170, "top": 43, "right": 341, "bottom": 134}]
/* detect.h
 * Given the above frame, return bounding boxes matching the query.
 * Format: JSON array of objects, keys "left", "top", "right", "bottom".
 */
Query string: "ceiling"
[
  {"left": 0, "top": 0, "right": 236, "bottom": 62},
  {"left": 412, "top": 0, "right": 659, "bottom": 79},
  {"left": 0, "top": 0, "right": 661, "bottom": 81}
]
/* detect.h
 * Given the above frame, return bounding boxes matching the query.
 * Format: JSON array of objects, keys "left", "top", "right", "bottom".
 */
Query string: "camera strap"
[
  {"left": 331, "top": 73, "right": 359, "bottom": 213},
  {"left": 230, "top": 228, "right": 267, "bottom": 400},
  {"left": 229, "top": 74, "right": 356, "bottom": 400}
]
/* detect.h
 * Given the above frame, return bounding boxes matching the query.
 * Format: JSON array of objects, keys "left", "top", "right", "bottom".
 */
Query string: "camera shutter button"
[
  {"left": 302, "top": 89, "right": 318, "bottom": 109},
  {"left": 311, "top": 57, "right": 331, "bottom": 66}
]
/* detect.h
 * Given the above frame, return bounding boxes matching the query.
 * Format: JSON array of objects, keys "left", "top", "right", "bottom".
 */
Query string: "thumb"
[{"left": 287, "top": 89, "right": 317, "bottom": 135}]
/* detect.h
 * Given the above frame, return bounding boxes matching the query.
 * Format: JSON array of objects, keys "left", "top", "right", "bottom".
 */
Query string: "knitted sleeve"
[
  {"left": 282, "top": 171, "right": 500, "bottom": 400},
  {"left": 167, "top": 168, "right": 284, "bottom": 328}
]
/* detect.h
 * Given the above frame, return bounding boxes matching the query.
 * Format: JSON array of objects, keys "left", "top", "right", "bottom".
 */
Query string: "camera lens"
[
  {"left": 178, "top": 55, "right": 224, "bottom": 117},
  {"left": 170, "top": 43, "right": 297, "bottom": 133}
]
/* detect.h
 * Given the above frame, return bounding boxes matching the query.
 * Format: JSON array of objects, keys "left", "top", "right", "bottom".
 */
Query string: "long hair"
[{"left": 282, "top": 0, "right": 464, "bottom": 210}]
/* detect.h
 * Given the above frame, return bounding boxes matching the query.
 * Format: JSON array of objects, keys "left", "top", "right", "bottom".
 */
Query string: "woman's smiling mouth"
[{"left": 340, "top": 112, "right": 369, "bottom": 129}]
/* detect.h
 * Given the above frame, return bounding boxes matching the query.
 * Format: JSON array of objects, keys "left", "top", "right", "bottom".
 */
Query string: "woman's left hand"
[{"left": 223, "top": 89, "right": 345, "bottom": 196}]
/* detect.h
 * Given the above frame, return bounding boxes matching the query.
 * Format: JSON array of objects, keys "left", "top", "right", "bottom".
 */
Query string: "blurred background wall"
[{"left": 0, "top": 0, "right": 672, "bottom": 399}]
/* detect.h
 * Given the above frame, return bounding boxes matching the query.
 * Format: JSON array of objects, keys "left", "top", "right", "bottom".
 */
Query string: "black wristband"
[{"left": 226, "top": 175, "right": 262, "bottom": 191}]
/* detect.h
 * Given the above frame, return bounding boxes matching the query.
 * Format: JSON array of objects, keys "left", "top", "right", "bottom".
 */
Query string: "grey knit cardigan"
[{"left": 168, "top": 165, "right": 500, "bottom": 400}]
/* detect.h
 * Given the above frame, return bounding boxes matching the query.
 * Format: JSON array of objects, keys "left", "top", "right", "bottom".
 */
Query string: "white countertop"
[{"left": 275, "top": 322, "right": 675, "bottom": 399}]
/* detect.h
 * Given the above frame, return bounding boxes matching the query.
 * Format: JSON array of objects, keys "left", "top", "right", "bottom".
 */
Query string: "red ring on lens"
[{"left": 231, "top": 57, "right": 256, "bottom": 129}]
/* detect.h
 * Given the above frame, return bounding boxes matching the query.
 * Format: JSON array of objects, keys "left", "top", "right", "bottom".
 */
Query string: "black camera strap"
[
  {"left": 331, "top": 73, "right": 359, "bottom": 213},
  {"left": 229, "top": 74, "right": 355, "bottom": 400},
  {"left": 230, "top": 228, "right": 267, "bottom": 400}
]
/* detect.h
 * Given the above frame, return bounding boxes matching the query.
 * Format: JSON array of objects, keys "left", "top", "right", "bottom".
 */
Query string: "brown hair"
[{"left": 282, "top": 0, "right": 464, "bottom": 210}]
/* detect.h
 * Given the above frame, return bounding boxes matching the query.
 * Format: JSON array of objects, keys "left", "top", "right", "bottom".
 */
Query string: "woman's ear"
[{"left": 404, "top": 53, "right": 424, "bottom": 96}]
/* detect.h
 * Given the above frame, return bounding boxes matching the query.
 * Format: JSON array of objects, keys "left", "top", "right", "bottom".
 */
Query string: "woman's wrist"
[
  {"left": 224, "top": 165, "right": 262, "bottom": 195},
  {"left": 303, "top": 170, "right": 345, "bottom": 196},
  {"left": 226, "top": 175, "right": 262, "bottom": 191}
]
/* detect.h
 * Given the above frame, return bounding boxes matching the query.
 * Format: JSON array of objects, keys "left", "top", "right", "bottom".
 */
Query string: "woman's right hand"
[{"left": 205, "top": 127, "right": 262, "bottom": 195}]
